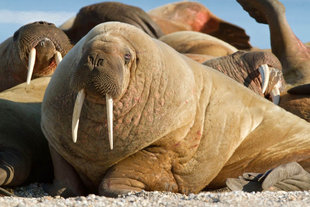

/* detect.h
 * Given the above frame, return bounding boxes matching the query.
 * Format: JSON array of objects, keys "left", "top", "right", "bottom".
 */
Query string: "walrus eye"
[{"left": 124, "top": 53, "right": 131, "bottom": 65}]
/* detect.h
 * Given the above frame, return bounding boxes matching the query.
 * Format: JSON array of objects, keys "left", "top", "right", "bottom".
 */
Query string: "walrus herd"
[{"left": 0, "top": 0, "right": 309, "bottom": 197}]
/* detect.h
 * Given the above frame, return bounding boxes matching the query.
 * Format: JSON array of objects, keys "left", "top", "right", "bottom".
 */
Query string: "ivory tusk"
[
  {"left": 55, "top": 51, "right": 62, "bottom": 65},
  {"left": 258, "top": 64, "right": 270, "bottom": 94},
  {"left": 26, "top": 48, "right": 36, "bottom": 85},
  {"left": 72, "top": 89, "right": 85, "bottom": 143},
  {"left": 106, "top": 94, "right": 114, "bottom": 150},
  {"left": 271, "top": 87, "right": 280, "bottom": 105}
]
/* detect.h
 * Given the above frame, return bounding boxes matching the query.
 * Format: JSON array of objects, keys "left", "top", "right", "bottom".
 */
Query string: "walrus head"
[
  {"left": 69, "top": 34, "right": 135, "bottom": 149},
  {"left": 13, "top": 21, "right": 72, "bottom": 85}
]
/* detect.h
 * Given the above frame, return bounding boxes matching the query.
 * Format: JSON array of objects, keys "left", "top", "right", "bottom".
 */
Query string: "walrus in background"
[
  {"left": 60, "top": 2, "right": 163, "bottom": 44},
  {"left": 41, "top": 22, "right": 310, "bottom": 197},
  {"left": 236, "top": 0, "right": 310, "bottom": 123},
  {"left": 149, "top": 1, "right": 252, "bottom": 50},
  {"left": 0, "top": 77, "right": 52, "bottom": 192},
  {"left": 237, "top": 0, "right": 310, "bottom": 86},
  {"left": 159, "top": 32, "right": 285, "bottom": 104},
  {"left": 159, "top": 31, "right": 238, "bottom": 63},
  {"left": 203, "top": 51, "right": 284, "bottom": 104},
  {"left": 0, "top": 21, "right": 72, "bottom": 92}
]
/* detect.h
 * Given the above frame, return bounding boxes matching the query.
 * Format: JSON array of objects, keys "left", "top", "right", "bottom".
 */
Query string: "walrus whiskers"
[
  {"left": 26, "top": 48, "right": 36, "bottom": 85},
  {"left": 72, "top": 89, "right": 85, "bottom": 143},
  {"left": 259, "top": 64, "right": 270, "bottom": 94},
  {"left": 106, "top": 94, "right": 113, "bottom": 150}
]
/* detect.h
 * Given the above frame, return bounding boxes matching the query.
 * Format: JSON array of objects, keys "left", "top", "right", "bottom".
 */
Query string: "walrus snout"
[{"left": 70, "top": 48, "right": 125, "bottom": 99}]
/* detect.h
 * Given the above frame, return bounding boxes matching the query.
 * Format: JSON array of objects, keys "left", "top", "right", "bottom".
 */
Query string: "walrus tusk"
[
  {"left": 26, "top": 48, "right": 36, "bottom": 85},
  {"left": 259, "top": 64, "right": 270, "bottom": 94},
  {"left": 271, "top": 86, "right": 280, "bottom": 105},
  {"left": 270, "top": 80, "right": 282, "bottom": 105},
  {"left": 106, "top": 94, "right": 113, "bottom": 150},
  {"left": 72, "top": 89, "right": 85, "bottom": 143},
  {"left": 55, "top": 51, "right": 62, "bottom": 65}
]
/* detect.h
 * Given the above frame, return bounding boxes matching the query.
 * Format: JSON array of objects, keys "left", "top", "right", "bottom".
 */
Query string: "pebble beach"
[{"left": 0, "top": 183, "right": 309, "bottom": 207}]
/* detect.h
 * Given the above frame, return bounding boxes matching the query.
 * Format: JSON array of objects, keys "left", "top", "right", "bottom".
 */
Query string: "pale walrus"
[
  {"left": 41, "top": 22, "right": 310, "bottom": 197},
  {"left": 0, "top": 21, "right": 72, "bottom": 92}
]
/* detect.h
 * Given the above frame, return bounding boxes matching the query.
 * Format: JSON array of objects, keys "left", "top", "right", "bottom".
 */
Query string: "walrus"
[
  {"left": 203, "top": 50, "right": 284, "bottom": 104},
  {"left": 159, "top": 31, "right": 238, "bottom": 63},
  {"left": 236, "top": 0, "right": 310, "bottom": 123},
  {"left": 0, "top": 21, "right": 72, "bottom": 92},
  {"left": 41, "top": 22, "right": 310, "bottom": 197},
  {"left": 60, "top": 2, "right": 163, "bottom": 44},
  {"left": 149, "top": 1, "right": 252, "bottom": 50},
  {"left": 237, "top": 0, "right": 310, "bottom": 86},
  {"left": 0, "top": 77, "right": 52, "bottom": 191}
]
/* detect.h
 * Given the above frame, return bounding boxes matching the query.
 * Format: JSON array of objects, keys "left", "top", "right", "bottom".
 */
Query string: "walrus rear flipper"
[
  {"left": 0, "top": 148, "right": 31, "bottom": 187},
  {"left": 226, "top": 162, "right": 310, "bottom": 192}
]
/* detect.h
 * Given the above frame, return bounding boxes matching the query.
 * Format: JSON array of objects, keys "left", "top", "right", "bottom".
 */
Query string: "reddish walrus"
[{"left": 41, "top": 22, "right": 310, "bottom": 197}]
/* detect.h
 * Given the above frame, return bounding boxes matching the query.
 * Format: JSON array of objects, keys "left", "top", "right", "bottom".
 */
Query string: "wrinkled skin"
[
  {"left": 237, "top": 0, "right": 310, "bottom": 86},
  {"left": 41, "top": 22, "right": 310, "bottom": 197},
  {"left": 0, "top": 21, "right": 72, "bottom": 92},
  {"left": 204, "top": 51, "right": 284, "bottom": 100},
  {"left": 0, "top": 77, "right": 53, "bottom": 188},
  {"left": 236, "top": 0, "right": 310, "bottom": 122},
  {"left": 159, "top": 31, "right": 237, "bottom": 63},
  {"left": 61, "top": 2, "right": 163, "bottom": 44},
  {"left": 149, "top": 1, "right": 251, "bottom": 50}
]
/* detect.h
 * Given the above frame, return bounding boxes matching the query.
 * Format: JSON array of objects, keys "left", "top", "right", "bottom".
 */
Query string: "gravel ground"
[{"left": 0, "top": 183, "right": 308, "bottom": 207}]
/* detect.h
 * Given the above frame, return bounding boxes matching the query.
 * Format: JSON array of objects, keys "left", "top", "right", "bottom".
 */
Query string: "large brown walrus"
[
  {"left": 41, "top": 22, "right": 310, "bottom": 197},
  {"left": 0, "top": 21, "right": 72, "bottom": 92},
  {"left": 60, "top": 2, "right": 163, "bottom": 44}
]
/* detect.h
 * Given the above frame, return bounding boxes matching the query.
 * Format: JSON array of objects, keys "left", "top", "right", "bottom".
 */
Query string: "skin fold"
[
  {"left": 149, "top": 1, "right": 252, "bottom": 50},
  {"left": 0, "top": 21, "right": 72, "bottom": 92},
  {"left": 60, "top": 2, "right": 163, "bottom": 44},
  {"left": 0, "top": 77, "right": 53, "bottom": 188},
  {"left": 41, "top": 22, "right": 310, "bottom": 197}
]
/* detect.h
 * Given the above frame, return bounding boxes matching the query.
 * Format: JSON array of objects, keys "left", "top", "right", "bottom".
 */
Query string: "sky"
[{"left": 0, "top": 0, "right": 309, "bottom": 49}]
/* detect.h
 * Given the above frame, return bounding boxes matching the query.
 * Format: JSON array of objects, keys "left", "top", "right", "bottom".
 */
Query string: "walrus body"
[
  {"left": 41, "top": 22, "right": 310, "bottom": 196},
  {"left": 0, "top": 77, "right": 52, "bottom": 186},
  {"left": 61, "top": 2, "right": 163, "bottom": 44},
  {"left": 149, "top": 1, "right": 251, "bottom": 50}
]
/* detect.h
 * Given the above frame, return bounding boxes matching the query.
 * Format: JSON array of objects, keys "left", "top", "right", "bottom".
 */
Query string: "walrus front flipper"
[
  {"left": 226, "top": 162, "right": 310, "bottom": 192},
  {"left": 287, "top": 84, "right": 310, "bottom": 95}
]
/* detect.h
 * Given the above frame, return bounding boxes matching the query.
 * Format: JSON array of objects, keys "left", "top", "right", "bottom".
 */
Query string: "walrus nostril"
[
  {"left": 97, "top": 58, "right": 104, "bottom": 67},
  {"left": 88, "top": 55, "right": 94, "bottom": 65},
  {"left": 87, "top": 55, "right": 104, "bottom": 67}
]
